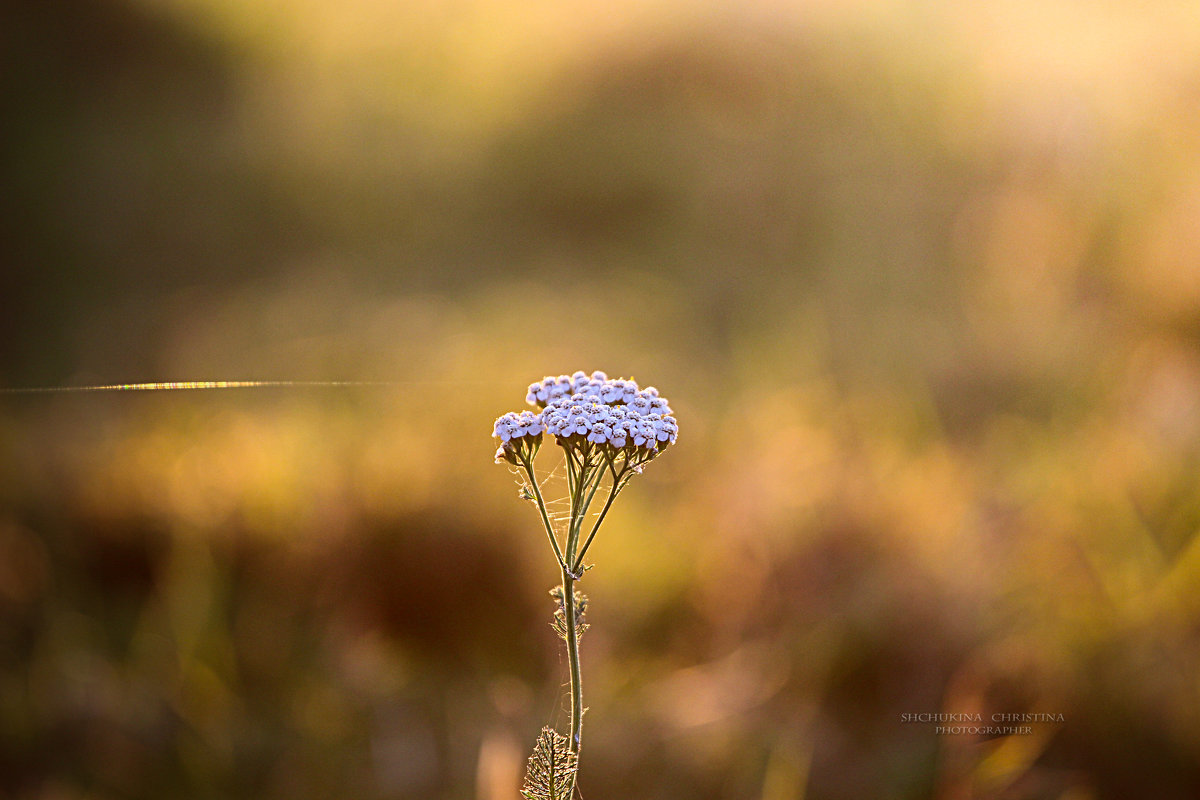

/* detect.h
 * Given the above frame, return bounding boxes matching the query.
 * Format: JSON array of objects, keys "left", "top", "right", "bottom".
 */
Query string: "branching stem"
[
  {"left": 571, "top": 470, "right": 626, "bottom": 575},
  {"left": 519, "top": 454, "right": 567, "bottom": 570}
]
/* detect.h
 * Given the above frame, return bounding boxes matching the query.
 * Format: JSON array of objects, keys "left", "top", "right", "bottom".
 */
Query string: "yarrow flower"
[
  {"left": 525, "top": 370, "right": 613, "bottom": 409},
  {"left": 516, "top": 371, "right": 678, "bottom": 474},
  {"left": 492, "top": 410, "right": 544, "bottom": 465},
  {"left": 493, "top": 370, "right": 678, "bottom": 800}
]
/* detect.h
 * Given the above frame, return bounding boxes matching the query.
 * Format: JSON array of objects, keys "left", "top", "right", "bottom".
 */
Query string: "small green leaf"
[
  {"left": 520, "top": 727, "right": 578, "bottom": 800},
  {"left": 549, "top": 586, "right": 588, "bottom": 641}
]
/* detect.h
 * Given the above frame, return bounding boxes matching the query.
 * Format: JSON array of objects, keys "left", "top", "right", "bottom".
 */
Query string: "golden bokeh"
[{"left": 3, "top": 1, "right": 1200, "bottom": 798}]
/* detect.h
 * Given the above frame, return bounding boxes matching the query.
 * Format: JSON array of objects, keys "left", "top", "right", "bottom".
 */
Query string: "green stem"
[
  {"left": 568, "top": 465, "right": 606, "bottom": 568},
  {"left": 560, "top": 564, "right": 584, "bottom": 770},
  {"left": 565, "top": 449, "right": 591, "bottom": 565},
  {"left": 564, "top": 447, "right": 578, "bottom": 501},
  {"left": 571, "top": 472, "right": 626, "bottom": 575},
  {"left": 520, "top": 454, "right": 567, "bottom": 569}
]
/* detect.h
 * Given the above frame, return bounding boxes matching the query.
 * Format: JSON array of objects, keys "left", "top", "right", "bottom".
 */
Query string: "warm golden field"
[{"left": 3, "top": 1, "right": 1200, "bottom": 797}]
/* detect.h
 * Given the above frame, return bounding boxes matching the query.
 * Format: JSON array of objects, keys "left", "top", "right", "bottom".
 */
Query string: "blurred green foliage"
[{"left": 3, "top": 0, "right": 1200, "bottom": 798}]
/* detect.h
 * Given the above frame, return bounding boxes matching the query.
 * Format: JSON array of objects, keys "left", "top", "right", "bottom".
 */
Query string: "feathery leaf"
[{"left": 520, "top": 727, "right": 578, "bottom": 800}]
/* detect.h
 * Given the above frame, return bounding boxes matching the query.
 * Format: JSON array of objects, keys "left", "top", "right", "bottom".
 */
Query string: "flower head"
[
  {"left": 492, "top": 410, "right": 544, "bottom": 461},
  {"left": 500, "top": 371, "right": 676, "bottom": 468},
  {"left": 526, "top": 373, "right": 602, "bottom": 408}
]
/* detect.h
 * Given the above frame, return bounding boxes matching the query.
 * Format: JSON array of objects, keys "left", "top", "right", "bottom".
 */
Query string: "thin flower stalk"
[{"left": 494, "top": 371, "right": 678, "bottom": 800}]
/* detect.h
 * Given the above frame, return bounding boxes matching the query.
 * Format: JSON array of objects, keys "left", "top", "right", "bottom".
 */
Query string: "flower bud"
[{"left": 495, "top": 444, "right": 519, "bottom": 465}]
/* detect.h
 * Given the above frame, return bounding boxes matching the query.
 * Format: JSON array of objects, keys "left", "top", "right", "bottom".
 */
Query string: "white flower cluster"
[
  {"left": 497, "top": 370, "right": 678, "bottom": 465},
  {"left": 492, "top": 410, "right": 544, "bottom": 464},
  {"left": 493, "top": 410, "right": 546, "bottom": 442},
  {"left": 542, "top": 392, "right": 676, "bottom": 450},
  {"left": 527, "top": 371, "right": 599, "bottom": 407}
]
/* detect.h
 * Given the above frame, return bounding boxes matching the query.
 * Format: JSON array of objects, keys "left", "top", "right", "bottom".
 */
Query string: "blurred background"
[{"left": 3, "top": 0, "right": 1200, "bottom": 797}]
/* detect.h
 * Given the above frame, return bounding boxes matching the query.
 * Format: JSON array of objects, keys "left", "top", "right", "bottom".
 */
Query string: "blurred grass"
[{"left": 3, "top": 0, "right": 1200, "bottom": 798}]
